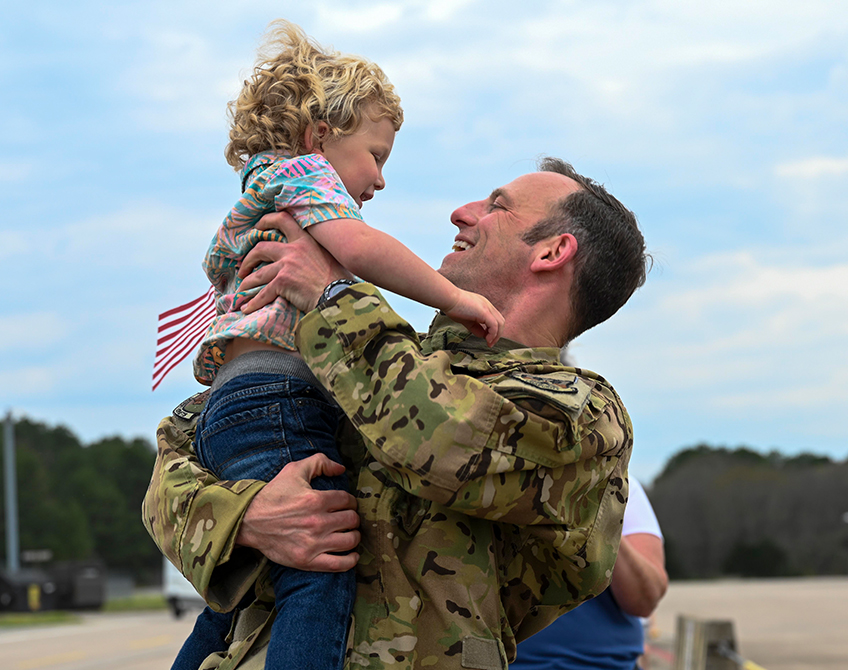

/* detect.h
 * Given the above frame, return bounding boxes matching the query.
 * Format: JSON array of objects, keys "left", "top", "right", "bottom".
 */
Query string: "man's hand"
[
  {"left": 238, "top": 211, "right": 352, "bottom": 314},
  {"left": 236, "top": 453, "right": 361, "bottom": 572}
]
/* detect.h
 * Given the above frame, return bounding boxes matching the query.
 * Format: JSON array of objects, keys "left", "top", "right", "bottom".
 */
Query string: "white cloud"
[
  {"left": 315, "top": 2, "right": 405, "bottom": 32},
  {"left": 775, "top": 157, "right": 848, "bottom": 179},
  {"left": 576, "top": 246, "right": 848, "bottom": 409},
  {"left": 351, "top": 2, "right": 847, "bottom": 176},
  {"left": 663, "top": 252, "right": 848, "bottom": 313},
  {"left": 92, "top": 0, "right": 848, "bottom": 180},
  {"left": 313, "top": 0, "right": 479, "bottom": 33},
  {"left": 119, "top": 29, "right": 243, "bottom": 133},
  {"left": 571, "top": 240, "right": 848, "bottom": 472},
  {"left": 418, "top": 0, "right": 478, "bottom": 22},
  {"left": 712, "top": 362, "right": 847, "bottom": 411}
]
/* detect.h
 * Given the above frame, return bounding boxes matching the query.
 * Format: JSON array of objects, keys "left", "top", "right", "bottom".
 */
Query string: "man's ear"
[
  {"left": 303, "top": 121, "right": 331, "bottom": 153},
  {"left": 529, "top": 233, "right": 578, "bottom": 273}
]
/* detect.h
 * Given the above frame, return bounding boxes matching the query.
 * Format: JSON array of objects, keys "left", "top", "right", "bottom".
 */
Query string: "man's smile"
[{"left": 451, "top": 239, "right": 474, "bottom": 252}]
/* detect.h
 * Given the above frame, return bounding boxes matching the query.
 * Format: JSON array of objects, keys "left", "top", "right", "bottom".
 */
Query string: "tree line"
[
  {"left": 2, "top": 417, "right": 847, "bottom": 582},
  {"left": 648, "top": 444, "right": 848, "bottom": 579},
  {"left": 0, "top": 417, "right": 161, "bottom": 584}
]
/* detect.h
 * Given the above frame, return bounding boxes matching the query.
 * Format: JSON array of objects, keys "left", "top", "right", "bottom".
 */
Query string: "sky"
[{"left": 1, "top": 0, "right": 847, "bottom": 484}]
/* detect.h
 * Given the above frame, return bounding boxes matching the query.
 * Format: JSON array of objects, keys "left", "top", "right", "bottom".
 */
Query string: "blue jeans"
[{"left": 171, "top": 372, "right": 354, "bottom": 670}]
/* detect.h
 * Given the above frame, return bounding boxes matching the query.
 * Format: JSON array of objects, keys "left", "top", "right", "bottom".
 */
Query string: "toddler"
[{"left": 172, "top": 20, "right": 503, "bottom": 670}]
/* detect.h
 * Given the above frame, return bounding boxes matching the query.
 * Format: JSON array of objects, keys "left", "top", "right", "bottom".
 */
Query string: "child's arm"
[{"left": 308, "top": 217, "right": 504, "bottom": 346}]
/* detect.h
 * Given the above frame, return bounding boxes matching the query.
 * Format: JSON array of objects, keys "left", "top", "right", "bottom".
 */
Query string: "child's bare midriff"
[{"left": 225, "top": 336, "right": 303, "bottom": 364}]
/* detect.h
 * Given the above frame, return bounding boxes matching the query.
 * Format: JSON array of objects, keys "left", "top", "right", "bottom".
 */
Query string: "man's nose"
[{"left": 450, "top": 200, "right": 483, "bottom": 227}]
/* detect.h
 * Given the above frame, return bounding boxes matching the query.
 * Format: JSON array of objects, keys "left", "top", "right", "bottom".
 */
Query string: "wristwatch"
[{"left": 317, "top": 278, "right": 358, "bottom": 309}]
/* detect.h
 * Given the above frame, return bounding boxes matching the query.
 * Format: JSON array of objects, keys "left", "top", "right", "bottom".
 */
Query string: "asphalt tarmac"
[
  {"left": 3, "top": 577, "right": 847, "bottom": 669},
  {"left": 648, "top": 576, "right": 848, "bottom": 670},
  {"left": 0, "top": 609, "right": 197, "bottom": 670}
]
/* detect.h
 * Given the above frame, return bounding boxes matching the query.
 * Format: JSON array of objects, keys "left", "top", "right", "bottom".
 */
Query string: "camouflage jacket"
[{"left": 143, "top": 283, "right": 632, "bottom": 670}]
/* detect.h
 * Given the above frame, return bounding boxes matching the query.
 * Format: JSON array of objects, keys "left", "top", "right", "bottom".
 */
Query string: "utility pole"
[{"left": 4, "top": 411, "right": 19, "bottom": 574}]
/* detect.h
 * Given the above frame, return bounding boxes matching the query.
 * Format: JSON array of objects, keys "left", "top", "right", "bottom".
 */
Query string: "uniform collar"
[
  {"left": 424, "top": 313, "right": 523, "bottom": 352},
  {"left": 423, "top": 314, "right": 563, "bottom": 370}
]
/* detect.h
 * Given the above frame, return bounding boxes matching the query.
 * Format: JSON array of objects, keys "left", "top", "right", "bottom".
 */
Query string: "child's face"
[{"left": 318, "top": 113, "right": 396, "bottom": 207}]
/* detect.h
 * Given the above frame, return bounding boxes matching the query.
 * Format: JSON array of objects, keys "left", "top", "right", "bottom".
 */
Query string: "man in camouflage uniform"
[{"left": 143, "top": 158, "right": 648, "bottom": 670}]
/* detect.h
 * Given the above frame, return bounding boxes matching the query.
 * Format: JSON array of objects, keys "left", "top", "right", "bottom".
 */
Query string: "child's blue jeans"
[{"left": 171, "top": 361, "right": 354, "bottom": 670}]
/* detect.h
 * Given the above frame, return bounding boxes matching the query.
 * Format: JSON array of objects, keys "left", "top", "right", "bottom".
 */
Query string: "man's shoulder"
[
  {"left": 474, "top": 353, "right": 630, "bottom": 462},
  {"left": 450, "top": 342, "right": 622, "bottom": 421},
  {"left": 493, "top": 368, "right": 594, "bottom": 421}
]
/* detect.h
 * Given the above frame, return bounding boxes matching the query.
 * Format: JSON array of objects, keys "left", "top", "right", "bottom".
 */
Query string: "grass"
[
  {"left": 103, "top": 593, "right": 169, "bottom": 612},
  {"left": 0, "top": 610, "right": 81, "bottom": 628},
  {"left": 0, "top": 593, "right": 168, "bottom": 628}
]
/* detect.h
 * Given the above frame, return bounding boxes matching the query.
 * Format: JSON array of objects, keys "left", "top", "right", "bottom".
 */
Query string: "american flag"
[{"left": 152, "top": 286, "right": 216, "bottom": 390}]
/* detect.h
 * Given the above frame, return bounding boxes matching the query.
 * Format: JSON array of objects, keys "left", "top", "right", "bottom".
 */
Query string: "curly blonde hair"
[{"left": 225, "top": 20, "right": 404, "bottom": 171}]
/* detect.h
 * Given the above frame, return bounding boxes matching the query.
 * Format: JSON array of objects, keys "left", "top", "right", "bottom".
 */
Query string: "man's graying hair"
[{"left": 523, "top": 157, "right": 649, "bottom": 342}]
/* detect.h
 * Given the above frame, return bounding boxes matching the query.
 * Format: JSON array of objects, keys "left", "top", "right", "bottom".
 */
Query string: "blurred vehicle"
[
  {"left": 52, "top": 560, "right": 105, "bottom": 609},
  {"left": 0, "top": 561, "right": 105, "bottom": 612},
  {"left": 0, "top": 568, "right": 58, "bottom": 612}
]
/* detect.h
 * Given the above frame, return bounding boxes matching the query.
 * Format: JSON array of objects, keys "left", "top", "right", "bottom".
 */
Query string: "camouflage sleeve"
[
  {"left": 296, "top": 284, "right": 631, "bottom": 526},
  {"left": 141, "top": 413, "right": 268, "bottom": 612}
]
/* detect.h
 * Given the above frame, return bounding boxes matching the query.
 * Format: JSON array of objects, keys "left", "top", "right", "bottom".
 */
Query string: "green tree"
[
  {"left": 650, "top": 444, "right": 848, "bottom": 579},
  {"left": 722, "top": 539, "right": 792, "bottom": 577},
  {"left": 1, "top": 418, "right": 159, "bottom": 583}
]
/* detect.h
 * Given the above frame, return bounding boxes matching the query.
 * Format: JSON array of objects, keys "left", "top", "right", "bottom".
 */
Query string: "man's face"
[{"left": 438, "top": 171, "right": 581, "bottom": 306}]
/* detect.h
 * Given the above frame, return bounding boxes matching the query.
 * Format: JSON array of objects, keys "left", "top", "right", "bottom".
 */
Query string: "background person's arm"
[{"left": 609, "top": 532, "right": 668, "bottom": 617}]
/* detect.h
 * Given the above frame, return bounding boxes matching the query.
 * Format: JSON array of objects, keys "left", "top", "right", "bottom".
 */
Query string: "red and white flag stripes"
[{"left": 152, "top": 286, "right": 215, "bottom": 390}]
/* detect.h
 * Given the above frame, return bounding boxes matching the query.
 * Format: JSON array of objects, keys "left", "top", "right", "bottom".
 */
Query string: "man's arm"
[
  {"left": 609, "top": 533, "right": 668, "bottom": 617},
  {"left": 236, "top": 212, "right": 353, "bottom": 315},
  {"left": 297, "top": 283, "right": 631, "bottom": 616},
  {"left": 143, "top": 214, "right": 366, "bottom": 605},
  {"left": 142, "top": 413, "right": 360, "bottom": 612},
  {"left": 142, "top": 416, "right": 264, "bottom": 611},
  {"left": 297, "top": 283, "right": 630, "bottom": 526}
]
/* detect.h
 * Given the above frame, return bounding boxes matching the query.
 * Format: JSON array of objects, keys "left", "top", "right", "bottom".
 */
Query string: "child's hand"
[{"left": 444, "top": 290, "right": 505, "bottom": 347}]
